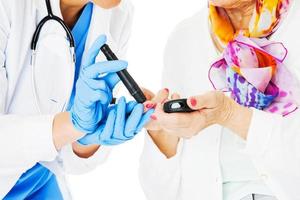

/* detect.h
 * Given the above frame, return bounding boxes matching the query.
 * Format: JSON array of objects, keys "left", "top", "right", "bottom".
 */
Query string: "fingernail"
[
  {"left": 164, "top": 88, "right": 169, "bottom": 93},
  {"left": 150, "top": 115, "right": 157, "bottom": 120},
  {"left": 190, "top": 98, "right": 197, "bottom": 107},
  {"left": 146, "top": 103, "right": 154, "bottom": 109}
]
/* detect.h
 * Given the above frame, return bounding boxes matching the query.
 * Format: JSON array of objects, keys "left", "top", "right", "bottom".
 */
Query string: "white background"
[{"left": 69, "top": 0, "right": 205, "bottom": 199}]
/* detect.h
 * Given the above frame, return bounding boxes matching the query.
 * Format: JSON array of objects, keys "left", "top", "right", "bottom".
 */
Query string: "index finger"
[
  {"left": 82, "top": 60, "right": 128, "bottom": 79},
  {"left": 143, "top": 88, "right": 169, "bottom": 112},
  {"left": 82, "top": 35, "right": 107, "bottom": 68},
  {"left": 152, "top": 88, "right": 170, "bottom": 103}
]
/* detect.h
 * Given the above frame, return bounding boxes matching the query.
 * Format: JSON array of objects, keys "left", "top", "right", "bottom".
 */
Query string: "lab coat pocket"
[{"left": 0, "top": 66, "right": 7, "bottom": 113}]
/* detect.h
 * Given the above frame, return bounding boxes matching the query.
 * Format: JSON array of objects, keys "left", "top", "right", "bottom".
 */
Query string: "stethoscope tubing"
[{"left": 31, "top": 0, "right": 75, "bottom": 51}]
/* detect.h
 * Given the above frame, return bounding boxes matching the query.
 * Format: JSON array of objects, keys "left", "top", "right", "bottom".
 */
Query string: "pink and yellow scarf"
[
  {"left": 209, "top": 0, "right": 300, "bottom": 116},
  {"left": 209, "top": 0, "right": 291, "bottom": 48}
]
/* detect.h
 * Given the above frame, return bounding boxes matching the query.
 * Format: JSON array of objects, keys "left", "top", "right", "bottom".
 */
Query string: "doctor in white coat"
[
  {"left": 140, "top": 0, "right": 300, "bottom": 200},
  {"left": 0, "top": 0, "right": 152, "bottom": 199}
]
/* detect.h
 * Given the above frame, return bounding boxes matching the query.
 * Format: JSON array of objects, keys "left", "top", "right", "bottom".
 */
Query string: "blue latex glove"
[
  {"left": 78, "top": 97, "right": 154, "bottom": 146},
  {"left": 70, "top": 35, "right": 127, "bottom": 134}
]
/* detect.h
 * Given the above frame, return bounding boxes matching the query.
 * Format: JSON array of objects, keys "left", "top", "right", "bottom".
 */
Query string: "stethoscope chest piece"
[{"left": 163, "top": 99, "right": 196, "bottom": 113}]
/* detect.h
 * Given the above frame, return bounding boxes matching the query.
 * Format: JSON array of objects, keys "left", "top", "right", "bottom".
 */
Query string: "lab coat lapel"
[
  {"left": 35, "top": 0, "right": 47, "bottom": 23},
  {"left": 84, "top": 5, "right": 118, "bottom": 61},
  {"left": 50, "top": 0, "right": 63, "bottom": 18},
  {"left": 85, "top": 5, "right": 110, "bottom": 50}
]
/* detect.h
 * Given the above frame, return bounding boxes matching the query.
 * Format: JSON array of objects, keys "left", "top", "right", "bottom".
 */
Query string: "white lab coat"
[
  {"left": 139, "top": 2, "right": 300, "bottom": 200},
  {"left": 0, "top": 0, "right": 133, "bottom": 199}
]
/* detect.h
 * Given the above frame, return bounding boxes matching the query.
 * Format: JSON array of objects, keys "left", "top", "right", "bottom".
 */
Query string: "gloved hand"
[
  {"left": 70, "top": 35, "right": 127, "bottom": 134},
  {"left": 78, "top": 97, "right": 154, "bottom": 146}
]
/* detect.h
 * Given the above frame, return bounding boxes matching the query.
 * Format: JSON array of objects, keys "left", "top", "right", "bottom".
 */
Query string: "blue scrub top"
[
  {"left": 4, "top": 3, "right": 93, "bottom": 200},
  {"left": 68, "top": 2, "right": 94, "bottom": 109}
]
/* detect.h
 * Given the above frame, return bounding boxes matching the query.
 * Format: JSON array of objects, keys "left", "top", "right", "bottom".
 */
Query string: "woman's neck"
[
  {"left": 60, "top": 0, "right": 88, "bottom": 28},
  {"left": 225, "top": 1, "right": 256, "bottom": 31}
]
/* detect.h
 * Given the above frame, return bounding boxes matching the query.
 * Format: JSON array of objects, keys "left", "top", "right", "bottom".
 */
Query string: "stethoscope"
[
  {"left": 30, "top": 0, "right": 76, "bottom": 114},
  {"left": 31, "top": 0, "right": 75, "bottom": 64}
]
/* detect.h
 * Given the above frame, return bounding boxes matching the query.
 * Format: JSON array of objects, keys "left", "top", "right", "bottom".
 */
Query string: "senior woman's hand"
[
  {"left": 186, "top": 91, "right": 253, "bottom": 140},
  {"left": 146, "top": 91, "right": 229, "bottom": 138},
  {"left": 143, "top": 89, "right": 253, "bottom": 158}
]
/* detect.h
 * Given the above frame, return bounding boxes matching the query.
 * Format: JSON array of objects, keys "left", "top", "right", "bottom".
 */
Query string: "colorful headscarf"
[{"left": 208, "top": 0, "right": 300, "bottom": 116}]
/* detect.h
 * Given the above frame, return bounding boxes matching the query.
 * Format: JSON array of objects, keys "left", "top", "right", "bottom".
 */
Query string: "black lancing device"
[
  {"left": 100, "top": 44, "right": 147, "bottom": 104},
  {"left": 163, "top": 99, "right": 196, "bottom": 113}
]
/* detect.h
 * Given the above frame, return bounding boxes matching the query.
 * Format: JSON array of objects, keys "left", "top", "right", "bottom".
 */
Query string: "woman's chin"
[
  {"left": 93, "top": 0, "right": 121, "bottom": 9},
  {"left": 208, "top": 0, "right": 244, "bottom": 8}
]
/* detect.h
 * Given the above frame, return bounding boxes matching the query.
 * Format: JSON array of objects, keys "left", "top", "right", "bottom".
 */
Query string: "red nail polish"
[
  {"left": 190, "top": 98, "right": 197, "bottom": 107},
  {"left": 146, "top": 103, "right": 154, "bottom": 109},
  {"left": 151, "top": 115, "right": 157, "bottom": 120}
]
